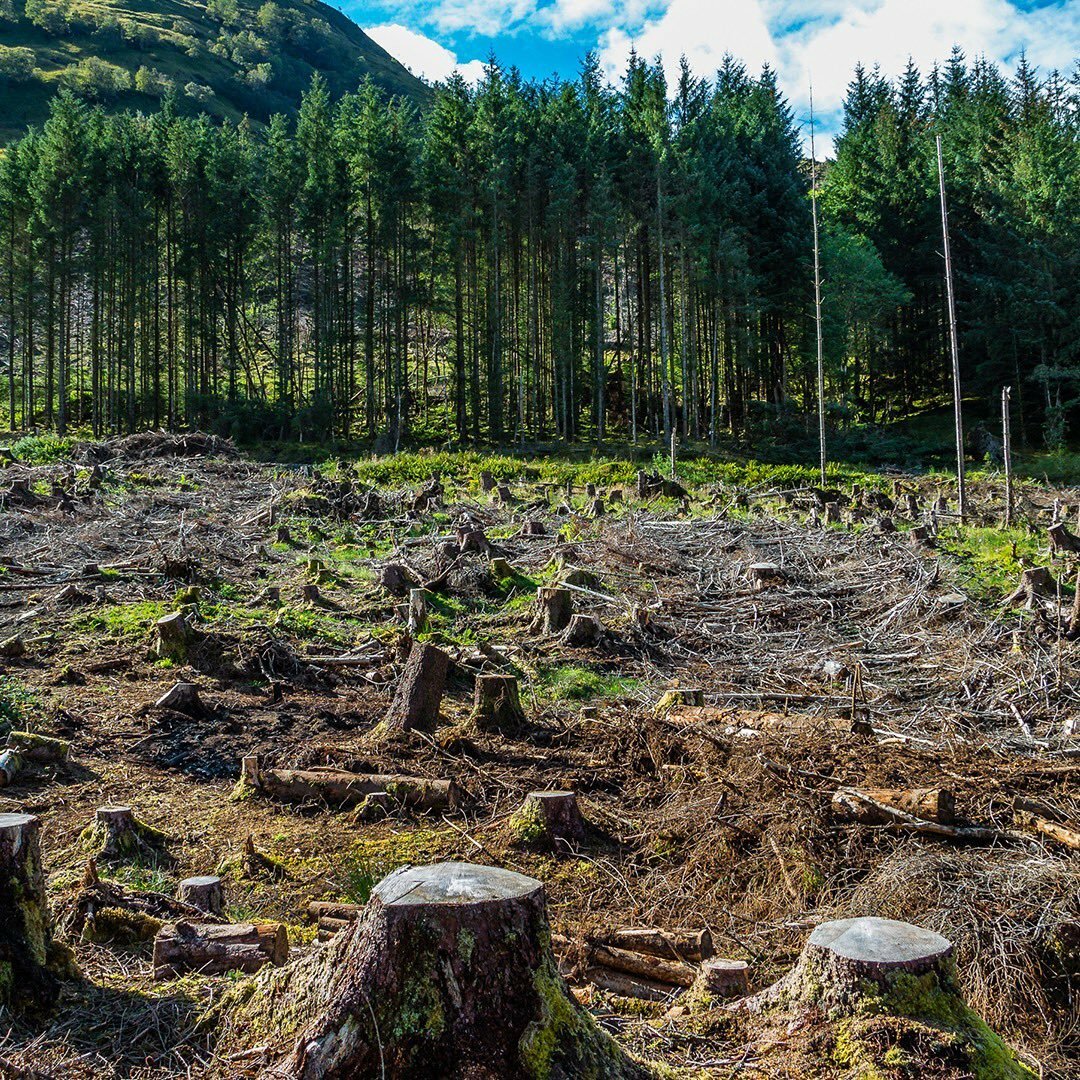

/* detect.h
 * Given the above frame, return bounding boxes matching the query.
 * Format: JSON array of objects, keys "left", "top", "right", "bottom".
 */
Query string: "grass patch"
[
  {"left": 74, "top": 600, "right": 168, "bottom": 638},
  {"left": 936, "top": 525, "right": 1045, "bottom": 600},
  {"left": 536, "top": 664, "right": 640, "bottom": 702},
  {"left": 0, "top": 676, "right": 38, "bottom": 738}
]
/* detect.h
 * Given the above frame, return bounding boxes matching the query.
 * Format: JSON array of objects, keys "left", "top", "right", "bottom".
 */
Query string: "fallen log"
[
  {"left": 834, "top": 787, "right": 956, "bottom": 825},
  {"left": 241, "top": 755, "right": 459, "bottom": 812},
  {"left": 585, "top": 964, "right": 677, "bottom": 1002},
  {"left": 306, "top": 901, "right": 363, "bottom": 923},
  {"left": 153, "top": 920, "right": 288, "bottom": 979},
  {"left": 589, "top": 943, "right": 697, "bottom": 988},
  {"left": 6, "top": 730, "right": 70, "bottom": 763},
  {"left": 597, "top": 927, "right": 713, "bottom": 964},
  {"left": 831, "top": 788, "right": 1001, "bottom": 842},
  {"left": 1013, "top": 797, "right": 1080, "bottom": 852}
]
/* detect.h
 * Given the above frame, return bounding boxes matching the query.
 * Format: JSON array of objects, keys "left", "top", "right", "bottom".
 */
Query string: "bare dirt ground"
[{"left": 0, "top": 437, "right": 1076, "bottom": 1078}]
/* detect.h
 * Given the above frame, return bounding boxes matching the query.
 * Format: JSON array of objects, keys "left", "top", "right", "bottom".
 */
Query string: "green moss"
[{"left": 507, "top": 799, "right": 546, "bottom": 847}]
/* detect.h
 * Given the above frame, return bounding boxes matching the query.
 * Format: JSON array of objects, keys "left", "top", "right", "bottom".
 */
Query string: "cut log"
[
  {"left": 80, "top": 806, "right": 170, "bottom": 861},
  {"left": 532, "top": 586, "right": 573, "bottom": 635},
  {"left": 562, "top": 613, "right": 603, "bottom": 647},
  {"left": 585, "top": 965, "right": 676, "bottom": 1002},
  {"left": 177, "top": 875, "right": 225, "bottom": 916},
  {"left": 509, "top": 790, "right": 586, "bottom": 850},
  {"left": 153, "top": 920, "right": 288, "bottom": 979},
  {"left": 306, "top": 901, "right": 362, "bottom": 923},
  {"left": 694, "top": 958, "right": 749, "bottom": 998},
  {"left": 385, "top": 642, "right": 449, "bottom": 733},
  {"left": 597, "top": 927, "right": 713, "bottom": 963},
  {"left": 834, "top": 787, "right": 956, "bottom": 825},
  {"left": 218, "top": 862, "right": 645, "bottom": 1079},
  {"left": 0, "top": 812, "right": 64, "bottom": 1012},
  {"left": 470, "top": 674, "right": 526, "bottom": 734},
  {"left": 6, "top": 731, "right": 70, "bottom": 763},
  {"left": 242, "top": 756, "right": 459, "bottom": 812},
  {"left": 830, "top": 788, "right": 999, "bottom": 842},
  {"left": 589, "top": 943, "right": 697, "bottom": 988},
  {"left": 1013, "top": 797, "right": 1080, "bottom": 851},
  {"left": 154, "top": 681, "right": 204, "bottom": 715}
]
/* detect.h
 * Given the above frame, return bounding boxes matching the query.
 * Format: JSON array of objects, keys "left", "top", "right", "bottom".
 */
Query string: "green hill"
[{"left": 0, "top": 0, "right": 428, "bottom": 142}]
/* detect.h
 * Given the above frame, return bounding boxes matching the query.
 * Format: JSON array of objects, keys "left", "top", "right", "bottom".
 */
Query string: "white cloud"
[
  {"left": 365, "top": 23, "right": 487, "bottom": 84},
  {"left": 599, "top": 0, "right": 779, "bottom": 87},
  {"left": 426, "top": 0, "right": 539, "bottom": 35}
]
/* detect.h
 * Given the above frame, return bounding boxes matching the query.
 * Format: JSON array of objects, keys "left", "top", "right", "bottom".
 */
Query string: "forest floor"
[{"left": 0, "top": 435, "right": 1076, "bottom": 1079}]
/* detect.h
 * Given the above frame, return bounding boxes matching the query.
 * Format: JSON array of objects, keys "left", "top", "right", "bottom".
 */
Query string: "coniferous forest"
[{"left": 0, "top": 48, "right": 1077, "bottom": 449}]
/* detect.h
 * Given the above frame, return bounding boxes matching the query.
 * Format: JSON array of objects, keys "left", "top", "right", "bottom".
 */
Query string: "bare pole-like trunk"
[
  {"left": 937, "top": 135, "right": 966, "bottom": 520},
  {"left": 1002, "top": 385, "right": 1013, "bottom": 527},
  {"left": 810, "top": 85, "right": 826, "bottom": 488}
]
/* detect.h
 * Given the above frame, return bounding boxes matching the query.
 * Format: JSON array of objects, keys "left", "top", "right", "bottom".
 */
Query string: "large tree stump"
[
  {"left": 1005, "top": 566, "right": 1056, "bottom": 608},
  {"left": 532, "top": 586, "right": 573, "bottom": 635},
  {"left": 381, "top": 562, "right": 418, "bottom": 597},
  {"left": 154, "top": 680, "right": 204, "bottom": 715},
  {"left": 0, "top": 813, "right": 64, "bottom": 1012},
  {"left": 177, "top": 875, "right": 225, "bottom": 916},
  {"left": 219, "top": 862, "right": 644, "bottom": 1079},
  {"left": 385, "top": 642, "right": 449, "bottom": 733},
  {"left": 509, "top": 791, "right": 586, "bottom": 851},
  {"left": 471, "top": 674, "right": 527, "bottom": 734}
]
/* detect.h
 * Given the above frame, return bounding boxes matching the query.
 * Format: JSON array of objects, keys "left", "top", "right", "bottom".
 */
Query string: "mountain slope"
[{"left": 0, "top": 0, "right": 429, "bottom": 141}]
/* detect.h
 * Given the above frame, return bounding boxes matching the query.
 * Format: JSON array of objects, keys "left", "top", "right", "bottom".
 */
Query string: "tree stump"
[
  {"left": 0, "top": 813, "right": 64, "bottom": 1012},
  {"left": 590, "top": 497, "right": 606, "bottom": 517},
  {"left": 518, "top": 519, "right": 547, "bottom": 537},
  {"left": 471, "top": 674, "right": 526, "bottom": 734},
  {"left": 532, "top": 586, "right": 573, "bottom": 635},
  {"left": 301, "top": 583, "right": 322, "bottom": 604},
  {"left": 562, "top": 613, "right": 603, "bottom": 647},
  {"left": 154, "top": 612, "right": 195, "bottom": 663},
  {"left": 479, "top": 470, "right": 496, "bottom": 492},
  {"left": 694, "top": 958, "right": 749, "bottom": 998},
  {"left": 1049, "top": 521, "right": 1080, "bottom": 555},
  {"left": 823, "top": 502, "right": 842, "bottom": 525},
  {"left": 154, "top": 681, "right": 204, "bottom": 715},
  {"left": 0, "top": 748, "right": 23, "bottom": 786},
  {"left": 902, "top": 493, "right": 921, "bottom": 518},
  {"left": 1005, "top": 566, "right": 1055, "bottom": 608},
  {"left": 385, "top": 642, "right": 449, "bottom": 733},
  {"left": 747, "top": 562, "right": 785, "bottom": 590},
  {"left": 495, "top": 483, "right": 514, "bottom": 506},
  {"left": 407, "top": 588, "right": 428, "bottom": 635},
  {"left": 80, "top": 806, "right": 169, "bottom": 861},
  {"left": 177, "top": 875, "right": 225, "bottom": 916},
  {"left": 381, "top": 562, "right": 418, "bottom": 597},
  {"left": 457, "top": 527, "right": 492, "bottom": 554},
  {"left": 509, "top": 791, "right": 586, "bottom": 850},
  {"left": 220, "top": 862, "right": 643, "bottom": 1079},
  {"left": 636, "top": 470, "right": 650, "bottom": 498}
]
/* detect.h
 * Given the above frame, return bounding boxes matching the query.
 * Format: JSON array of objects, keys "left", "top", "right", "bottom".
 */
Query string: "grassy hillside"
[{"left": 0, "top": 0, "right": 428, "bottom": 142}]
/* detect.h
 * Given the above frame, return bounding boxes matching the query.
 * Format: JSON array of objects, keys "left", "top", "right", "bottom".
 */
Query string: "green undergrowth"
[
  {"left": 0, "top": 676, "right": 38, "bottom": 738},
  {"left": 535, "top": 664, "right": 640, "bottom": 702},
  {"left": 935, "top": 525, "right": 1047, "bottom": 601},
  {"left": 329, "top": 827, "right": 461, "bottom": 903}
]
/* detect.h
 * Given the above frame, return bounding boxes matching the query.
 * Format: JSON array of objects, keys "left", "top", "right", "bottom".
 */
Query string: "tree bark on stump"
[
  {"left": 218, "top": 862, "right": 645, "bottom": 1079},
  {"left": 385, "top": 642, "right": 449, "bottom": 733},
  {"left": 532, "top": 587, "right": 573, "bottom": 635},
  {"left": 407, "top": 588, "right": 428, "bottom": 635},
  {"left": 154, "top": 681, "right": 204, "bottom": 715},
  {"left": 0, "top": 813, "right": 63, "bottom": 1012},
  {"left": 177, "top": 875, "right": 225, "bottom": 916},
  {"left": 154, "top": 612, "right": 196, "bottom": 663},
  {"left": 509, "top": 791, "right": 586, "bottom": 851},
  {"left": 471, "top": 674, "right": 527, "bottom": 734},
  {"left": 1005, "top": 566, "right": 1055, "bottom": 608}
]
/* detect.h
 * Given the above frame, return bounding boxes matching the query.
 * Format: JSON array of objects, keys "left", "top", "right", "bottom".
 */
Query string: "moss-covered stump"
[
  {"left": 749, "top": 917, "right": 1035, "bottom": 1079},
  {"left": 471, "top": 674, "right": 527, "bottom": 735},
  {"left": 509, "top": 791, "right": 586, "bottom": 852},
  {"left": 217, "top": 861, "right": 647, "bottom": 1079},
  {"left": 0, "top": 813, "right": 64, "bottom": 1012},
  {"left": 79, "top": 806, "right": 170, "bottom": 862}
]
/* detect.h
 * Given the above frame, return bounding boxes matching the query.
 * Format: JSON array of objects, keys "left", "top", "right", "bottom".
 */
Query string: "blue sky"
[{"left": 334, "top": 0, "right": 1079, "bottom": 149}]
